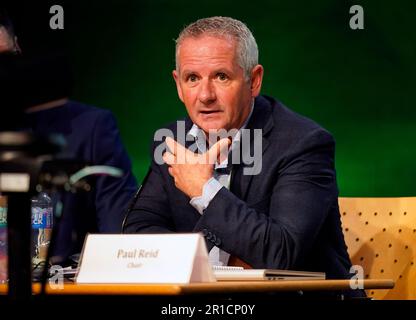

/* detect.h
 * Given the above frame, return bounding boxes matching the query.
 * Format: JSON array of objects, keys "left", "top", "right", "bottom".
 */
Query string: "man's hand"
[{"left": 163, "top": 136, "right": 230, "bottom": 198}]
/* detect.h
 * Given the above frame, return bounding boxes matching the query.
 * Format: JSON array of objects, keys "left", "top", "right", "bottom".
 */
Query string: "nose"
[{"left": 198, "top": 79, "right": 216, "bottom": 105}]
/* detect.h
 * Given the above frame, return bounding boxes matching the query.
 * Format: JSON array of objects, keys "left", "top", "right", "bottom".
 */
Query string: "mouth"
[{"left": 199, "top": 110, "right": 222, "bottom": 115}]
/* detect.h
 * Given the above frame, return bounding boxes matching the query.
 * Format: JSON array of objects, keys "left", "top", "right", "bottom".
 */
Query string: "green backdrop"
[{"left": 58, "top": 0, "right": 415, "bottom": 196}]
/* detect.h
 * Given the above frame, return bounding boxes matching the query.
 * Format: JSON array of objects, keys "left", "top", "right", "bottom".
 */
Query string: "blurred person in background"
[{"left": 0, "top": 9, "right": 137, "bottom": 267}]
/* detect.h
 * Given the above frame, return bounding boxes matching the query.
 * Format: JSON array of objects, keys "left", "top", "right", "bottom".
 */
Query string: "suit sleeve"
[
  {"left": 193, "top": 128, "right": 338, "bottom": 269},
  {"left": 91, "top": 110, "right": 138, "bottom": 232},
  {"left": 122, "top": 140, "right": 175, "bottom": 233}
]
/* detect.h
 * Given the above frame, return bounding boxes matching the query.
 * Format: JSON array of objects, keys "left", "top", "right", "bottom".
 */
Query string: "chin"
[
  {"left": 194, "top": 118, "right": 222, "bottom": 131},
  {"left": 200, "top": 123, "right": 226, "bottom": 134}
]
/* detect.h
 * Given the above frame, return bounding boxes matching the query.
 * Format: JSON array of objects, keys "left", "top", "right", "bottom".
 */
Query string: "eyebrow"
[
  {"left": 213, "top": 68, "right": 232, "bottom": 75},
  {"left": 181, "top": 70, "right": 197, "bottom": 78},
  {"left": 181, "top": 68, "right": 233, "bottom": 78}
]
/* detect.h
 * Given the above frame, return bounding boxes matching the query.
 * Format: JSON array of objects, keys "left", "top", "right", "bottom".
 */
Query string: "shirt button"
[{"left": 211, "top": 234, "right": 217, "bottom": 243}]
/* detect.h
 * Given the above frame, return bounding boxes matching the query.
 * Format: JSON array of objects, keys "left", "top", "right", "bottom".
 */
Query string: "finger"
[
  {"left": 162, "top": 151, "right": 176, "bottom": 166},
  {"left": 165, "top": 137, "right": 188, "bottom": 164},
  {"left": 165, "top": 137, "right": 177, "bottom": 155},
  {"left": 208, "top": 138, "right": 231, "bottom": 164},
  {"left": 167, "top": 166, "right": 174, "bottom": 177},
  {"left": 168, "top": 167, "right": 178, "bottom": 186}
]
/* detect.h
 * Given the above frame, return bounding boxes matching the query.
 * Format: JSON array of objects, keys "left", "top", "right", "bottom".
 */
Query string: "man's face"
[
  {"left": 0, "top": 27, "right": 15, "bottom": 53},
  {"left": 173, "top": 35, "right": 263, "bottom": 133}
]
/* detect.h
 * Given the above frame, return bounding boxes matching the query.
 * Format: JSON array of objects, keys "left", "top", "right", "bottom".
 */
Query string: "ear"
[
  {"left": 250, "top": 64, "right": 264, "bottom": 98},
  {"left": 172, "top": 70, "right": 184, "bottom": 103},
  {"left": 14, "top": 37, "right": 22, "bottom": 54}
]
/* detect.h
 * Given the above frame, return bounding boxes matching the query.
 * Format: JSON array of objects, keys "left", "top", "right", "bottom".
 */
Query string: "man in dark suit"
[
  {"left": 24, "top": 101, "right": 138, "bottom": 264},
  {"left": 124, "top": 16, "right": 359, "bottom": 294}
]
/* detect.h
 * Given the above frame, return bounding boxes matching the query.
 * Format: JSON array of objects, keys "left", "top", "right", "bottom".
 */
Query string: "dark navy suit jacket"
[
  {"left": 125, "top": 95, "right": 355, "bottom": 282},
  {"left": 25, "top": 101, "right": 137, "bottom": 263}
]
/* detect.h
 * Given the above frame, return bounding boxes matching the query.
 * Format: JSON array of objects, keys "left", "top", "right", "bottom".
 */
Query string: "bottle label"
[
  {"left": 0, "top": 207, "right": 7, "bottom": 227},
  {"left": 31, "top": 207, "right": 53, "bottom": 229}
]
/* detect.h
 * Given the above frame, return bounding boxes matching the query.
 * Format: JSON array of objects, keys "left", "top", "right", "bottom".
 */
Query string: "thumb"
[{"left": 208, "top": 138, "right": 231, "bottom": 165}]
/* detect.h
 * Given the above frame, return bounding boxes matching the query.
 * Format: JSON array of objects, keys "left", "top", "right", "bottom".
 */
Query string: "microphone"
[{"left": 121, "top": 166, "right": 152, "bottom": 233}]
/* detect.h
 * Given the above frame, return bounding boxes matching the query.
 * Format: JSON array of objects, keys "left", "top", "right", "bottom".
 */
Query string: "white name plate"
[{"left": 76, "top": 233, "right": 216, "bottom": 284}]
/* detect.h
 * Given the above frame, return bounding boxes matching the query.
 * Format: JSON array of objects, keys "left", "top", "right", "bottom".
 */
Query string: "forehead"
[
  {"left": 0, "top": 27, "right": 13, "bottom": 51},
  {"left": 0, "top": 26, "right": 11, "bottom": 39},
  {"left": 177, "top": 35, "right": 238, "bottom": 69}
]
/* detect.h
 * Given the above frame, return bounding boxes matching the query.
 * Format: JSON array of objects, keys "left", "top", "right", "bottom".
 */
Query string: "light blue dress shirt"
[{"left": 187, "top": 104, "right": 254, "bottom": 266}]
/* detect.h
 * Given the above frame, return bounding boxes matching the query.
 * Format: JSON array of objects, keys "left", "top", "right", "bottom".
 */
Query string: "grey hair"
[{"left": 175, "top": 16, "right": 258, "bottom": 80}]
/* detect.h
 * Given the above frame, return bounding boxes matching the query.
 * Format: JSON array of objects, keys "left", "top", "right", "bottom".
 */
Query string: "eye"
[
  {"left": 216, "top": 72, "right": 228, "bottom": 81},
  {"left": 187, "top": 74, "right": 198, "bottom": 82}
]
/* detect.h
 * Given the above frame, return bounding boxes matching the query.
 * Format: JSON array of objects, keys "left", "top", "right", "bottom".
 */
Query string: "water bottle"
[
  {"left": 31, "top": 192, "right": 53, "bottom": 266},
  {"left": 0, "top": 195, "right": 7, "bottom": 283}
]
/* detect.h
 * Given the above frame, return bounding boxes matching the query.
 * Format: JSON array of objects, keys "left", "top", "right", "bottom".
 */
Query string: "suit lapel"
[
  {"left": 181, "top": 117, "right": 195, "bottom": 149},
  {"left": 231, "top": 96, "right": 274, "bottom": 201}
]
